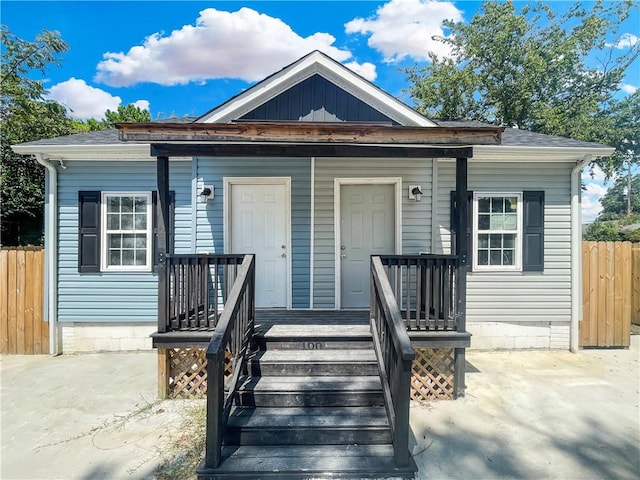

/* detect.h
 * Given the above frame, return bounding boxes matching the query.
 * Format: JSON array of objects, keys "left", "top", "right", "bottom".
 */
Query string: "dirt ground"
[{"left": 1, "top": 335, "right": 638, "bottom": 480}]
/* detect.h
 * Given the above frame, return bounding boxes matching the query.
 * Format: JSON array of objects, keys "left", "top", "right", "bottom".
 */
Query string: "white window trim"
[
  {"left": 100, "top": 191, "right": 153, "bottom": 272},
  {"left": 472, "top": 191, "right": 523, "bottom": 272}
]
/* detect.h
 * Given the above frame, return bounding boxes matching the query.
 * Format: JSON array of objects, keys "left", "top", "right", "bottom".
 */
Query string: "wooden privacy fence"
[
  {"left": 0, "top": 248, "right": 49, "bottom": 354},
  {"left": 580, "top": 242, "right": 637, "bottom": 348}
]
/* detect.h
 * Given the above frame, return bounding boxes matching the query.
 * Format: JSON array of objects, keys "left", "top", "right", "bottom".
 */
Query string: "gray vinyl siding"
[
  {"left": 435, "top": 160, "right": 573, "bottom": 323},
  {"left": 195, "top": 157, "right": 311, "bottom": 308},
  {"left": 313, "top": 158, "right": 433, "bottom": 308},
  {"left": 57, "top": 160, "right": 192, "bottom": 323}
]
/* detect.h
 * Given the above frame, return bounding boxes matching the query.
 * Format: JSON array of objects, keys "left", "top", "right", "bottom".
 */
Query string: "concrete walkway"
[{"left": 1, "top": 337, "right": 638, "bottom": 479}]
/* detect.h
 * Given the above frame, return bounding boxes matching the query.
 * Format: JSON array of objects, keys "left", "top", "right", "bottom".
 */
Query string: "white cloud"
[
  {"left": 48, "top": 78, "right": 120, "bottom": 119},
  {"left": 606, "top": 33, "right": 639, "bottom": 49},
  {"left": 95, "top": 7, "right": 375, "bottom": 86},
  {"left": 132, "top": 99, "right": 150, "bottom": 111},
  {"left": 622, "top": 84, "right": 638, "bottom": 94},
  {"left": 582, "top": 182, "right": 608, "bottom": 223},
  {"left": 345, "top": 0, "right": 463, "bottom": 63},
  {"left": 47, "top": 78, "right": 150, "bottom": 120},
  {"left": 343, "top": 61, "right": 378, "bottom": 81}
]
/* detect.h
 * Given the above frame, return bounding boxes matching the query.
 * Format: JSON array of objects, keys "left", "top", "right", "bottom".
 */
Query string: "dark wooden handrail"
[
  {"left": 161, "top": 253, "right": 246, "bottom": 333},
  {"left": 370, "top": 256, "right": 415, "bottom": 466},
  {"left": 379, "top": 254, "right": 458, "bottom": 331},
  {"left": 204, "top": 254, "right": 255, "bottom": 469}
]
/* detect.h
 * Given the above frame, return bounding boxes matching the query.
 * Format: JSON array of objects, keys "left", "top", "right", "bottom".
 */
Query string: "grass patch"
[{"left": 155, "top": 403, "right": 206, "bottom": 480}]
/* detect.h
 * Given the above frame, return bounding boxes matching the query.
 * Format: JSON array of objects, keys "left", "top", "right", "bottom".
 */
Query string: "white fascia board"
[
  {"left": 471, "top": 145, "right": 616, "bottom": 162},
  {"left": 12, "top": 143, "right": 192, "bottom": 161},
  {"left": 199, "top": 51, "right": 434, "bottom": 127}
]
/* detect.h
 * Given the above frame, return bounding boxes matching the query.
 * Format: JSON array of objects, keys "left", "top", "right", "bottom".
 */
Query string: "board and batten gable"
[
  {"left": 57, "top": 160, "right": 192, "bottom": 324},
  {"left": 313, "top": 157, "right": 434, "bottom": 309},
  {"left": 435, "top": 159, "right": 573, "bottom": 348},
  {"left": 195, "top": 157, "right": 311, "bottom": 308}
]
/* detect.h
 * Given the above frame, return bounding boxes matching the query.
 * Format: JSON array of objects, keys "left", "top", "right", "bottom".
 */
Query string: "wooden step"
[
  {"left": 254, "top": 323, "right": 373, "bottom": 350},
  {"left": 248, "top": 349, "right": 378, "bottom": 376},
  {"left": 197, "top": 444, "right": 417, "bottom": 479},
  {"left": 224, "top": 406, "right": 390, "bottom": 445},
  {"left": 234, "top": 375, "right": 384, "bottom": 407}
]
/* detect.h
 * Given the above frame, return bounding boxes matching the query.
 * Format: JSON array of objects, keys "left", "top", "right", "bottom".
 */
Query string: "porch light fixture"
[
  {"left": 409, "top": 185, "right": 423, "bottom": 202},
  {"left": 199, "top": 185, "right": 214, "bottom": 203}
]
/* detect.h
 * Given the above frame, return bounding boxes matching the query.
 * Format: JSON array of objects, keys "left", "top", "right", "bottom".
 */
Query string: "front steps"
[{"left": 198, "top": 317, "right": 417, "bottom": 480}]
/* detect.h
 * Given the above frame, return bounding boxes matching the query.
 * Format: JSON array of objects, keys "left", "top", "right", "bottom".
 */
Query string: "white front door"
[
  {"left": 230, "top": 182, "right": 288, "bottom": 308},
  {"left": 340, "top": 184, "right": 395, "bottom": 309}
]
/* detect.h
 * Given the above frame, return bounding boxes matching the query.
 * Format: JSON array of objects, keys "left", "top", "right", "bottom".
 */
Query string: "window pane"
[
  {"left": 135, "top": 250, "right": 147, "bottom": 265},
  {"left": 490, "top": 250, "right": 502, "bottom": 265},
  {"left": 135, "top": 214, "right": 147, "bottom": 229},
  {"left": 491, "top": 197, "right": 503, "bottom": 213},
  {"left": 503, "top": 250, "right": 514, "bottom": 265},
  {"left": 504, "top": 213, "right": 517, "bottom": 230},
  {"left": 505, "top": 197, "right": 517, "bottom": 212},
  {"left": 107, "top": 213, "right": 120, "bottom": 230},
  {"left": 478, "top": 234, "right": 489, "bottom": 248},
  {"left": 135, "top": 235, "right": 146, "bottom": 248},
  {"left": 478, "top": 197, "right": 490, "bottom": 213},
  {"left": 478, "top": 250, "right": 489, "bottom": 265},
  {"left": 121, "top": 197, "right": 134, "bottom": 212},
  {"left": 109, "top": 234, "right": 121, "bottom": 248},
  {"left": 489, "top": 234, "right": 502, "bottom": 248},
  {"left": 121, "top": 249, "right": 135, "bottom": 265},
  {"left": 107, "top": 197, "right": 120, "bottom": 213},
  {"left": 109, "top": 250, "right": 121, "bottom": 266},
  {"left": 121, "top": 214, "right": 133, "bottom": 230},
  {"left": 479, "top": 214, "right": 490, "bottom": 230},
  {"left": 122, "top": 234, "right": 135, "bottom": 248},
  {"left": 134, "top": 197, "right": 147, "bottom": 213},
  {"left": 490, "top": 214, "right": 504, "bottom": 230},
  {"left": 503, "top": 234, "right": 515, "bottom": 248}
]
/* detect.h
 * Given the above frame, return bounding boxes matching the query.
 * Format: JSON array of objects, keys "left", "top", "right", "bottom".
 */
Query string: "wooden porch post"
[
  {"left": 157, "top": 155, "right": 170, "bottom": 333},
  {"left": 454, "top": 157, "right": 468, "bottom": 399}
]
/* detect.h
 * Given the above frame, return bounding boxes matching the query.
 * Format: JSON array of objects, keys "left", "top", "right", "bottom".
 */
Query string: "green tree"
[
  {"left": 73, "top": 104, "right": 152, "bottom": 132},
  {"left": 598, "top": 174, "right": 640, "bottom": 219},
  {"left": 406, "top": 1, "right": 639, "bottom": 176},
  {"left": 1, "top": 26, "right": 74, "bottom": 245}
]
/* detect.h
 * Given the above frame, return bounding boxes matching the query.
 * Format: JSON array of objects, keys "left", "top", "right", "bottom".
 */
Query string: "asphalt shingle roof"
[{"left": 16, "top": 119, "right": 612, "bottom": 150}]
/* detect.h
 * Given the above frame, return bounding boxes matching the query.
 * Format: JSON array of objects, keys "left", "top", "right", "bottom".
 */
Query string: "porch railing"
[
  {"left": 379, "top": 254, "right": 458, "bottom": 331},
  {"left": 370, "top": 256, "right": 415, "bottom": 466},
  {"left": 161, "top": 253, "right": 246, "bottom": 332},
  {"left": 204, "top": 254, "right": 255, "bottom": 469}
]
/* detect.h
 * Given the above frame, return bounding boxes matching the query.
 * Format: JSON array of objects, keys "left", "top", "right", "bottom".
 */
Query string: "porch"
[{"left": 150, "top": 251, "right": 469, "bottom": 478}]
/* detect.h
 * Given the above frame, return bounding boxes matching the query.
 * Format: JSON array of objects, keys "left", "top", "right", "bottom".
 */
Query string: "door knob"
[
  {"left": 341, "top": 254, "right": 346, "bottom": 259},
  {"left": 281, "top": 253, "right": 286, "bottom": 258}
]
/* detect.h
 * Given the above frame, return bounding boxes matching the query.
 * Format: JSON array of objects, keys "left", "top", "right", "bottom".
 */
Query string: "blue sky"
[{"left": 3, "top": 0, "right": 639, "bottom": 220}]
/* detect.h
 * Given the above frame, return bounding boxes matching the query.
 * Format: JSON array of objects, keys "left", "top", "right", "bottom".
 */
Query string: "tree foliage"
[
  {"left": 598, "top": 174, "right": 640, "bottom": 219},
  {"left": 1, "top": 26, "right": 153, "bottom": 245},
  {"left": 1, "top": 26, "right": 73, "bottom": 245},
  {"left": 73, "top": 104, "right": 152, "bottom": 132},
  {"left": 406, "top": 0, "right": 639, "bottom": 176}
]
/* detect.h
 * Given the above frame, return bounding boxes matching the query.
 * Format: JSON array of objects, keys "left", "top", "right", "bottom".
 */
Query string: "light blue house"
[{"left": 14, "top": 51, "right": 614, "bottom": 356}]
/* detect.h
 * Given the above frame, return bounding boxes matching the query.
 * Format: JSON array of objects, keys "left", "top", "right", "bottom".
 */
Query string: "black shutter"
[
  {"left": 523, "top": 191, "right": 545, "bottom": 272},
  {"left": 78, "top": 191, "right": 101, "bottom": 273},
  {"left": 450, "top": 190, "right": 473, "bottom": 265},
  {"left": 153, "top": 191, "right": 175, "bottom": 270}
]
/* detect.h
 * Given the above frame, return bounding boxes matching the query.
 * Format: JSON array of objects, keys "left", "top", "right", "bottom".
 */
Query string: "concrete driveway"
[{"left": 1, "top": 336, "right": 638, "bottom": 480}]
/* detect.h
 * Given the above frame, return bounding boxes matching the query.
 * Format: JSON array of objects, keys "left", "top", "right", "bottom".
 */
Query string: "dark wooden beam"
[
  {"left": 454, "top": 157, "right": 468, "bottom": 399},
  {"left": 157, "top": 155, "right": 170, "bottom": 334},
  {"left": 150, "top": 143, "right": 474, "bottom": 159},
  {"left": 119, "top": 121, "right": 503, "bottom": 145}
]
